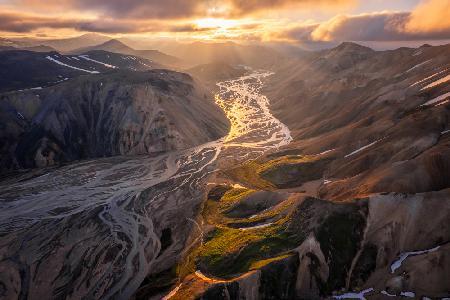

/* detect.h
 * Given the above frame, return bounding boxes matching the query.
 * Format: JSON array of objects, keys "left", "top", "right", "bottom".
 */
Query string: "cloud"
[
  {"left": 310, "top": 12, "right": 414, "bottom": 41},
  {"left": 405, "top": 0, "right": 450, "bottom": 33},
  {"left": 14, "top": 0, "right": 203, "bottom": 19},
  {"left": 15, "top": 0, "right": 353, "bottom": 19},
  {"left": 285, "top": 10, "right": 450, "bottom": 43},
  {"left": 301, "top": 0, "right": 450, "bottom": 43},
  {"left": 0, "top": 11, "right": 87, "bottom": 33},
  {"left": 0, "top": 10, "right": 215, "bottom": 34},
  {"left": 226, "top": 0, "right": 355, "bottom": 16},
  {"left": 1, "top": 0, "right": 450, "bottom": 44}
]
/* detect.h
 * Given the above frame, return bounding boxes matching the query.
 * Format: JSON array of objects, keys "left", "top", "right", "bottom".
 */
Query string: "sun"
[{"left": 195, "top": 18, "right": 239, "bottom": 30}]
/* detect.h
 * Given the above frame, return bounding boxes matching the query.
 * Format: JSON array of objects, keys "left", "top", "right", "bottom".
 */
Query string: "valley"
[
  {"left": 0, "top": 71, "right": 293, "bottom": 299},
  {"left": 0, "top": 34, "right": 449, "bottom": 300}
]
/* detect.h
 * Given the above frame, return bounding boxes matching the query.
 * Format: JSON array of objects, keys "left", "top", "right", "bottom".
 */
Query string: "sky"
[{"left": 0, "top": 0, "right": 449, "bottom": 47}]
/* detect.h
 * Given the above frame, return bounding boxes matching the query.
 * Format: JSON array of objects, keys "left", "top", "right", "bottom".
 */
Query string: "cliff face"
[{"left": 0, "top": 70, "right": 229, "bottom": 173}]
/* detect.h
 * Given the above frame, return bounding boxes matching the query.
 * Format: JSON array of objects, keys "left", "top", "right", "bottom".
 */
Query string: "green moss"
[
  {"left": 221, "top": 188, "right": 255, "bottom": 207},
  {"left": 195, "top": 217, "right": 304, "bottom": 278},
  {"left": 249, "top": 254, "right": 293, "bottom": 270}
]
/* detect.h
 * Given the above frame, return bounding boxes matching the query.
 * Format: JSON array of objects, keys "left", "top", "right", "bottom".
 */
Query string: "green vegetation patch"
[
  {"left": 196, "top": 214, "right": 304, "bottom": 278},
  {"left": 249, "top": 254, "right": 293, "bottom": 270}
]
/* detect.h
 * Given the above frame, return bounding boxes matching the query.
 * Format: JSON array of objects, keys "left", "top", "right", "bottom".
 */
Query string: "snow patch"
[
  {"left": 333, "top": 288, "right": 374, "bottom": 300},
  {"left": 405, "top": 59, "right": 431, "bottom": 73},
  {"left": 390, "top": 246, "right": 440, "bottom": 273},
  {"left": 421, "top": 74, "right": 450, "bottom": 91},
  {"left": 410, "top": 68, "right": 449, "bottom": 87},
  {"left": 345, "top": 140, "right": 381, "bottom": 158},
  {"left": 420, "top": 92, "right": 450, "bottom": 107},
  {"left": 240, "top": 222, "right": 274, "bottom": 231},
  {"left": 79, "top": 55, "right": 117, "bottom": 69},
  {"left": 46, "top": 56, "right": 99, "bottom": 74},
  {"left": 381, "top": 291, "right": 396, "bottom": 297},
  {"left": 400, "top": 292, "right": 415, "bottom": 298},
  {"left": 316, "top": 148, "right": 335, "bottom": 155}
]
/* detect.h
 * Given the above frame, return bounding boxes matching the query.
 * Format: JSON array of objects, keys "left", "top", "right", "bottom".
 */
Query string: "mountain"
[
  {"left": 136, "top": 42, "right": 450, "bottom": 299},
  {"left": 257, "top": 42, "right": 450, "bottom": 200},
  {"left": 0, "top": 50, "right": 162, "bottom": 92},
  {"left": 0, "top": 37, "right": 30, "bottom": 48},
  {"left": 186, "top": 62, "right": 248, "bottom": 84},
  {"left": 73, "top": 39, "right": 183, "bottom": 68},
  {"left": 21, "top": 45, "right": 57, "bottom": 52},
  {"left": 0, "top": 40, "right": 449, "bottom": 300},
  {"left": 36, "top": 33, "right": 111, "bottom": 52},
  {"left": 0, "top": 70, "right": 229, "bottom": 173}
]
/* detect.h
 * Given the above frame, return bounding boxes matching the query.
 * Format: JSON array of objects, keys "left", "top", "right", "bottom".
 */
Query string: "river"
[{"left": 0, "top": 71, "right": 291, "bottom": 299}]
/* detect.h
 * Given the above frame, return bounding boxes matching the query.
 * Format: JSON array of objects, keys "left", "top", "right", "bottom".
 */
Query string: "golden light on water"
[{"left": 215, "top": 94, "right": 244, "bottom": 143}]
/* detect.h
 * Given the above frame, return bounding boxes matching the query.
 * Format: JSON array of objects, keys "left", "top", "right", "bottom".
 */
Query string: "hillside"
[
  {"left": 0, "top": 70, "right": 229, "bottom": 173},
  {"left": 0, "top": 50, "right": 162, "bottom": 92},
  {"left": 139, "top": 43, "right": 450, "bottom": 300}
]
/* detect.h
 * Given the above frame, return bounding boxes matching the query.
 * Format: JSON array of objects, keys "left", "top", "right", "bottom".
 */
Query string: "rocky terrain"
[
  {"left": 0, "top": 69, "right": 228, "bottom": 173},
  {"left": 0, "top": 41, "right": 449, "bottom": 300},
  {"left": 0, "top": 49, "right": 168, "bottom": 92},
  {"left": 140, "top": 43, "right": 450, "bottom": 299},
  {"left": 0, "top": 71, "right": 290, "bottom": 299}
]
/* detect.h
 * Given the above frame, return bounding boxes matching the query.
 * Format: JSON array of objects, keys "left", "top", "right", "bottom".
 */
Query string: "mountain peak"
[
  {"left": 334, "top": 42, "right": 374, "bottom": 53},
  {"left": 101, "top": 39, "right": 129, "bottom": 48}
]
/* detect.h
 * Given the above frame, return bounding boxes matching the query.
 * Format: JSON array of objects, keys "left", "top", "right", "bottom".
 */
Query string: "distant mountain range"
[{"left": 71, "top": 39, "right": 183, "bottom": 68}]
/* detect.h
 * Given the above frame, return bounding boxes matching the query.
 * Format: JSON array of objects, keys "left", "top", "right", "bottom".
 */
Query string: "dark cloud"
[
  {"left": 17, "top": 0, "right": 203, "bottom": 19},
  {"left": 0, "top": 11, "right": 85, "bottom": 32},
  {"left": 227, "top": 0, "right": 353, "bottom": 15},
  {"left": 70, "top": 0, "right": 201, "bottom": 19},
  {"left": 17, "top": 0, "right": 353, "bottom": 19},
  {"left": 0, "top": 11, "right": 220, "bottom": 34}
]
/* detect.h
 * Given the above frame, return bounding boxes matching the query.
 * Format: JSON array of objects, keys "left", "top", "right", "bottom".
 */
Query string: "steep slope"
[
  {"left": 0, "top": 70, "right": 229, "bottom": 173},
  {"left": 149, "top": 43, "right": 450, "bottom": 300},
  {"left": 261, "top": 42, "right": 450, "bottom": 199}
]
